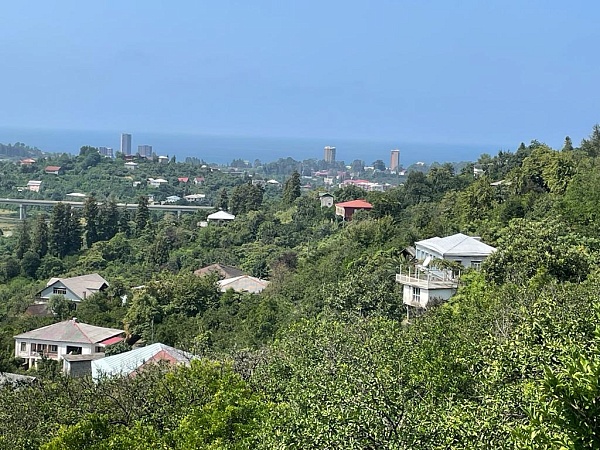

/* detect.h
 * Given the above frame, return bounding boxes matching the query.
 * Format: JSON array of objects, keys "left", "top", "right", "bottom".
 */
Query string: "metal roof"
[
  {"left": 218, "top": 275, "right": 269, "bottom": 294},
  {"left": 334, "top": 199, "right": 373, "bottom": 209},
  {"left": 14, "top": 319, "right": 124, "bottom": 344},
  {"left": 416, "top": 233, "right": 496, "bottom": 257},
  {"left": 207, "top": 210, "right": 235, "bottom": 220},
  {"left": 91, "top": 343, "right": 195, "bottom": 380},
  {"left": 43, "top": 273, "right": 109, "bottom": 300}
]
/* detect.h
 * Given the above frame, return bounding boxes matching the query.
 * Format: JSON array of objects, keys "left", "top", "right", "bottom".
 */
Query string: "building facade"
[
  {"left": 390, "top": 149, "right": 400, "bottom": 171},
  {"left": 324, "top": 146, "right": 336, "bottom": 163},
  {"left": 138, "top": 145, "right": 153, "bottom": 158},
  {"left": 120, "top": 133, "right": 132, "bottom": 156}
]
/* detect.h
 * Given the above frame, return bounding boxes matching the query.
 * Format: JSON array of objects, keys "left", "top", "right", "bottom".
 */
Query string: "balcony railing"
[{"left": 396, "top": 267, "right": 458, "bottom": 289}]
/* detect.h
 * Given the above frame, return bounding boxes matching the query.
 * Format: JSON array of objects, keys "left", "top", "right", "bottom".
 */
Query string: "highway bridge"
[{"left": 0, "top": 198, "right": 213, "bottom": 220}]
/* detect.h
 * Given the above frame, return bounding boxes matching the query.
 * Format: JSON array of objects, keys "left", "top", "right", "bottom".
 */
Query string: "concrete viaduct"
[{"left": 0, "top": 198, "right": 213, "bottom": 220}]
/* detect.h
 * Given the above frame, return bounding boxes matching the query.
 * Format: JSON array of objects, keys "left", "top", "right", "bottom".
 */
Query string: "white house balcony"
[{"left": 395, "top": 267, "right": 458, "bottom": 290}]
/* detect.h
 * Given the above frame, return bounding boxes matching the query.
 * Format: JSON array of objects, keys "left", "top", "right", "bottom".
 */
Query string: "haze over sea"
[{"left": 0, "top": 127, "right": 511, "bottom": 167}]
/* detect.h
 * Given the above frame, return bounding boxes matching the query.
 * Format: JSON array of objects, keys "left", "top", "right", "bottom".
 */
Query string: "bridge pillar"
[
  {"left": 177, "top": 209, "right": 182, "bottom": 219},
  {"left": 19, "top": 204, "right": 27, "bottom": 220}
]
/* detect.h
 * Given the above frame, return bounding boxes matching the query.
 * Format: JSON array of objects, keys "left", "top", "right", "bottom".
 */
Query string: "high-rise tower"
[
  {"left": 324, "top": 146, "right": 336, "bottom": 163},
  {"left": 390, "top": 149, "right": 400, "bottom": 172},
  {"left": 120, "top": 133, "right": 132, "bottom": 156}
]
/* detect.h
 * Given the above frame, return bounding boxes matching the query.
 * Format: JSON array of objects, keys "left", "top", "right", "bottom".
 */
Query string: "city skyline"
[{"left": 1, "top": 2, "right": 599, "bottom": 151}]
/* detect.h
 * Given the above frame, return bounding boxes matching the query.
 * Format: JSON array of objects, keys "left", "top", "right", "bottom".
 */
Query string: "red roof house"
[
  {"left": 45, "top": 166, "right": 63, "bottom": 175},
  {"left": 177, "top": 177, "right": 189, "bottom": 183},
  {"left": 335, "top": 199, "right": 373, "bottom": 221}
]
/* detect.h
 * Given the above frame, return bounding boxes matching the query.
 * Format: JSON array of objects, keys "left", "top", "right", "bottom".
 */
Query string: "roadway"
[{"left": 0, "top": 198, "right": 213, "bottom": 219}]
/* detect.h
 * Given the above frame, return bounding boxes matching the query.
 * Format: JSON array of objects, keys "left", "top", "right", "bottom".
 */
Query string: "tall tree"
[
  {"left": 49, "top": 203, "right": 71, "bottom": 258},
  {"left": 282, "top": 171, "right": 301, "bottom": 205},
  {"left": 580, "top": 124, "right": 600, "bottom": 157},
  {"left": 229, "top": 183, "right": 264, "bottom": 215},
  {"left": 15, "top": 219, "right": 31, "bottom": 260},
  {"left": 135, "top": 196, "right": 150, "bottom": 233},
  {"left": 562, "top": 135, "right": 574, "bottom": 152},
  {"left": 99, "top": 198, "right": 120, "bottom": 241},
  {"left": 217, "top": 188, "right": 229, "bottom": 211},
  {"left": 31, "top": 214, "right": 49, "bottom": 258},
  {"left": 83, "top": 195, "right": 100, "bottom": 248}
]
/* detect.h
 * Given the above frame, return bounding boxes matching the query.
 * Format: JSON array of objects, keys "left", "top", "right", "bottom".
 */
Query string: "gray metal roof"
[
  {"left": 92, "top": 343, "right": 195, "bottom": 380},
  {"left": 218, "top": 275, "right": 269, "bottom": 294},
  {"left": 416, "top": 233, "right": 496, "bottom": 258},
  {"left": 44, "top": 273, "right": 109, "bottom": 299},
  {"left": 14, "top": 319, "right": 124, "bottom": 344}
]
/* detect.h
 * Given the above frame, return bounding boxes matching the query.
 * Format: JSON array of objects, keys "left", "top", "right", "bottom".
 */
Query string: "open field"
[{"left": 0, "top": 208, "right": 18, "bottom": 236}]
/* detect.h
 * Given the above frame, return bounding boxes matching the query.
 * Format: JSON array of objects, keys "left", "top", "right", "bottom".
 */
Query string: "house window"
[
  {"left": 95, "top": 346, "right": 103, "bottom": 353},
  {"left": 20, "top": 342, "right": 26, "bottom": 352},
  {"left": 412, "top": 287, "right": 421, "bottom": 303},
  {"left": 49, "top": 345, "right": 58, "bottom": 353},
  {"left": 66, "top": 346, "right": 82, "bottom": 355},
  {"left": 471, "top": 261, "right": 482, "bottom": 270},
  {"left": 31, "top": 343, "right": 37, "bottom": 352},
  {"left": 53, "top": 287, "right": 67, "bottom": 295}
]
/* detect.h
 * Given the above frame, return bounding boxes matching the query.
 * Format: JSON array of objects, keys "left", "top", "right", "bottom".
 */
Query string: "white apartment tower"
[
  {"left": 120, "top": 133, "right": 132, "bottom": 156},
  {"left": 324, "top": 146, "right": 336, "bottom": 163}
]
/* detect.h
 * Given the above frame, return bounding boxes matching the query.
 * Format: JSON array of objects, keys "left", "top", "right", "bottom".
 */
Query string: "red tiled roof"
[
  {"left": 178, "top": 177, "right": 189, "bottom": 182},
  {"left": 45, "top": 166, "right": 62, "bottom": 171},
  {"left": 335, "top": 199, "right": 373, "bottom": 209}
]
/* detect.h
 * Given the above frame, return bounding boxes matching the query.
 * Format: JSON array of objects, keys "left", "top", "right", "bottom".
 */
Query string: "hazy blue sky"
[{"left": 2, "top": 1, "right": 599, "bottom": 148}]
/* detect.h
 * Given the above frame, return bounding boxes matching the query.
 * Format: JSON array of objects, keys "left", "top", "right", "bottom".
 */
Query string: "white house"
[
  {"left": 397, "top": 233, "right": 496, "bottom": 313},
  {"left": 14, "top": 319, "right": 124, "bottom": 369},
  {"left": 165, "top": 195, "right": 181, "bottom": 203},
  {"left": 124, "top": 162, "right": 138, "bottom": 170},
  {"left": 26, "top": 180, "right": 42, "bottom": 192},
  {"left": 38, "top": 273, "right": 109, "bottom": 303},
  {"left": 318, "top": 192, "right": 334, "bottom": 208},
  {"left": 148, "top": 178, "right": 168, "bottom": 188}
]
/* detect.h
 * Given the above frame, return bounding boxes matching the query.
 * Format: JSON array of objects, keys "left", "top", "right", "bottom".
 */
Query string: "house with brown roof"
[
  {"left": 14, "top": 318, "right": 124, "bottom": 369},
  {"left": 19, "top": 158, "right": 36, "bottom": 166},
  {"left": 38, "top": 273, "right": 109, "bottom": 303},
  {"left": 335, "top": 199, "right": 373, "bottom": 220},
  {"left": 45, "top": 165, "right": 63, "bottom": 175}
]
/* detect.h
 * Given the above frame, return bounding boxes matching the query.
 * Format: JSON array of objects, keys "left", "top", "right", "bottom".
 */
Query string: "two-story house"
[
  {"left": 397, "top": 233, "right": 496, "bottom": 313},
  {"left": 38, "top": 273, "right": 109, "bottom": 303},
  {"left": 14, "top": 318, "right": 124, "bottom": 369}
]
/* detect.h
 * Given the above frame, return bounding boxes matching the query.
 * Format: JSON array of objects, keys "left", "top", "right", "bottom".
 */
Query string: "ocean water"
[{"left": 0, "top": 127, "right": 508, "bottom": 166}]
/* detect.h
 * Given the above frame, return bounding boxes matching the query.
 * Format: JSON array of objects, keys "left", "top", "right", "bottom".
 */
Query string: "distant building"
[
  {"left": 335, "top": 199, "right": 373, "bottom": 221},
  {"left": 390, "top": 149, "right": 400, "bottom": 171},
  {"left": 324, "top": 146, "right": 336, "bottom": 163},
  {"left": 19, "top": 158, "right": 36, "bottom": 166},
  {"left": 120, "top": 133, "right": 132, "bottom": 156},
  {"left": 319, "top": 192, "right": 334, "bottom": 207},
  {"left": 138, "top": 145, "right": 153, "bottom": 158},
  {"left": 98, "top": 146, "right": 114, "bottom": 158},
  {"left": 158, "top": 155, "right": 169, "bottom": 163},
  {"left": 26, "top": 180, "right": 42, "bottom": 192},
  {"left": 45, "top": 166, "right": 62, "bottom": 175}
]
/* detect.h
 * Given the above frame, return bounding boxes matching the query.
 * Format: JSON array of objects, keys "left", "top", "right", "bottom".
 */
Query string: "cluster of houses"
[{"left": 11, "top": 262, "right": 270, "bottom": 378}]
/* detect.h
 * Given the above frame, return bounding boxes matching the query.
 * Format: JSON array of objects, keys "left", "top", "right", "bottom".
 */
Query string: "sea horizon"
[{"left": 0, "top": 126, "right": 512, "bottom": 167}]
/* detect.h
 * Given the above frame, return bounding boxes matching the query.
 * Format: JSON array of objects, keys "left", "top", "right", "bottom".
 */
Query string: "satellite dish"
[{"left": 423, "top": 256, "right": 431, "bottom": 267}]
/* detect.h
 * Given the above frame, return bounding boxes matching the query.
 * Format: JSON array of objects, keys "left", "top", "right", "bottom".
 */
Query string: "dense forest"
[{"left": 1, "top": 127, "right": 600, "bottom": 448}]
